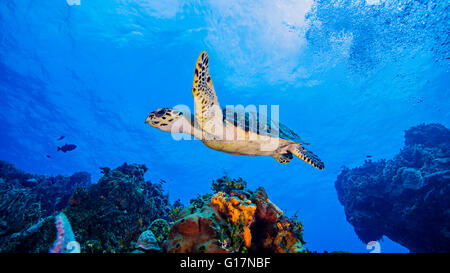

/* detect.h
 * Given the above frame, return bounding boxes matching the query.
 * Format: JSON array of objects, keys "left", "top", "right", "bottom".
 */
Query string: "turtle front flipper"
[
  {"left": 273, "top": 151, "right": 293, "bottom": 163},
  {"left": 290, "top": 145, "right": 325, "bottom": 170},
  {"left": 191, "top": 51, "right": 223, "bottom": 136}
]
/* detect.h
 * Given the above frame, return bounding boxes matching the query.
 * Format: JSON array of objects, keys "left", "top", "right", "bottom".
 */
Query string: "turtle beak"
[{"left": 145, "top": 115, "right": 152, "bottom": 124}]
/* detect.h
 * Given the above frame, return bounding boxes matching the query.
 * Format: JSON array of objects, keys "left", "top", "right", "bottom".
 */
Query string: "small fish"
[
  {"left": 26, "top": 178, "right": 38, "bottom": 183},
  {"left": 57, "top": 144, "right": 77, "bottom": 153},
  {"left": 46, "top": 154, "right": 51, "bottom": 158},
  {"left": 366, "top": 155, "right": 372, "bottom": 158},
  {"left": 57, "top": 136, "right": 65, "bottom": 141}
]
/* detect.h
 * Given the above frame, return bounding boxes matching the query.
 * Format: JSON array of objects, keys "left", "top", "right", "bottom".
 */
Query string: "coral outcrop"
[
  {"left": 164, "top": 177, "right": 306, "bottom": 253},
  {"left": 134, "top": 230, "right": 160, "bottom": 252},
  {"left": 1, "top": 163, "right": 173, "bottom": 253},
  {"left": 335, "top": 123, "right": 450, "bottom": 252},
  {"left": 0, "top": 161, "right": 90, "bottom": 250},
  {"left": 61, "top": 163, "right": 172, "bottom": 253}
]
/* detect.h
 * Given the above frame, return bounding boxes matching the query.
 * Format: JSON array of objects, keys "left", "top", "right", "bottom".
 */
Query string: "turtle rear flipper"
[
  {"left": 273, "top": 151, "right": 293, "bottom": 163},
  {"left": 291, "top": 146, "right": 325, "bottom": 170}
]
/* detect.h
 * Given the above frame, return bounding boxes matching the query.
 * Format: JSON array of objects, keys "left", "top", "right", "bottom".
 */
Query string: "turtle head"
[{"left": 145, "top": 108, "right": 185, "bottom": 133}]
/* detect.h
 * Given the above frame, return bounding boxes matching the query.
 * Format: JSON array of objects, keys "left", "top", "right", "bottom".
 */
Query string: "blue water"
[{"left": 0, "top": 0, "right": 448, "bottom": 253}]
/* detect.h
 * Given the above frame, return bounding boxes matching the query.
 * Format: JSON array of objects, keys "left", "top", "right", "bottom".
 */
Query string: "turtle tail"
[{"left": 291, "top": 145, "right": 325, "bottom": 170}]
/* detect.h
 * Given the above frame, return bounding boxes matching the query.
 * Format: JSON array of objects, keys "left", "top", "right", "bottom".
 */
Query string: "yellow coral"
[
  {"left": 276, "top": 222, "right": 283, "bottom": 230},
  {"left": 210, "top": 192, "right": 256, "bottom": 248},
  {"left": 210, "top": 192, "right": 256, "bottom": 226},
  {"left": 242, "top": 226, "right": 252, "bottom": 248}
]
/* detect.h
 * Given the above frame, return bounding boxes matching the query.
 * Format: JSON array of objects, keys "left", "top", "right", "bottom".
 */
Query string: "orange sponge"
[{"left": 210, "top": 192, "right": 256, "bottom": 248}]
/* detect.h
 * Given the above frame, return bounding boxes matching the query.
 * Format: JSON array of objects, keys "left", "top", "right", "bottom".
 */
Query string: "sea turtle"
[{"left": 145, "top": 51, "right": 324, "bottom": 170}]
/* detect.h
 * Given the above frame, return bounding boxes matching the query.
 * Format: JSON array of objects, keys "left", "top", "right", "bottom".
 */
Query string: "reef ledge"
[{"left": 335, "top": 123, "right": 450, "bottom": 253}]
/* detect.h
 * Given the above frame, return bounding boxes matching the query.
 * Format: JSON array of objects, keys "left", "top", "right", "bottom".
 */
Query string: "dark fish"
[
  {"left": 57, "top": 136, "right": 65, "bottom": 141},
  {"left": 46, "top": 154, "right": 51, "bottom": 158},
  {"left": 366, "top": 155, "right": 372, "bottom": 158},
  {"left": 57, "top": 144, "right": 77, "bottom": 153}
]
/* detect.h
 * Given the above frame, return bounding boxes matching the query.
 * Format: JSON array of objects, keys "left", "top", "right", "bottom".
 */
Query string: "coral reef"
[
  {"left": 164, "top": 176, "right": 306, "bottom": 253},
  {"left": 1, "top": 162, "right": 173, "bottom": 253},
  {"left": 0, "top": 160, "right": 90, "bottom": 250},
  {"left": 0, "top": 165, "right": 307, "bottom": 253},
  {"left": 63, "top": 163, "right": 172, "bottom": 253},
  {"left": 251, "top": 187, "right": 306, "bottom": 253},
  {"left": 335, "top": 123, "right": 450, "bottom": 253}
]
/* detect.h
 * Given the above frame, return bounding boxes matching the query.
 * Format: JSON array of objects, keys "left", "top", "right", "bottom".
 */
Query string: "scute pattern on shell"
[{"left": 222, "top": 108, "right": 304, "bottom": 142}]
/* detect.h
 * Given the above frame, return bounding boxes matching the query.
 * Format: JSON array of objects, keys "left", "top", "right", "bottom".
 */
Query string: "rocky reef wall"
[{"left": 335, "top": 123, "right": 450, "bottom": 253}]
